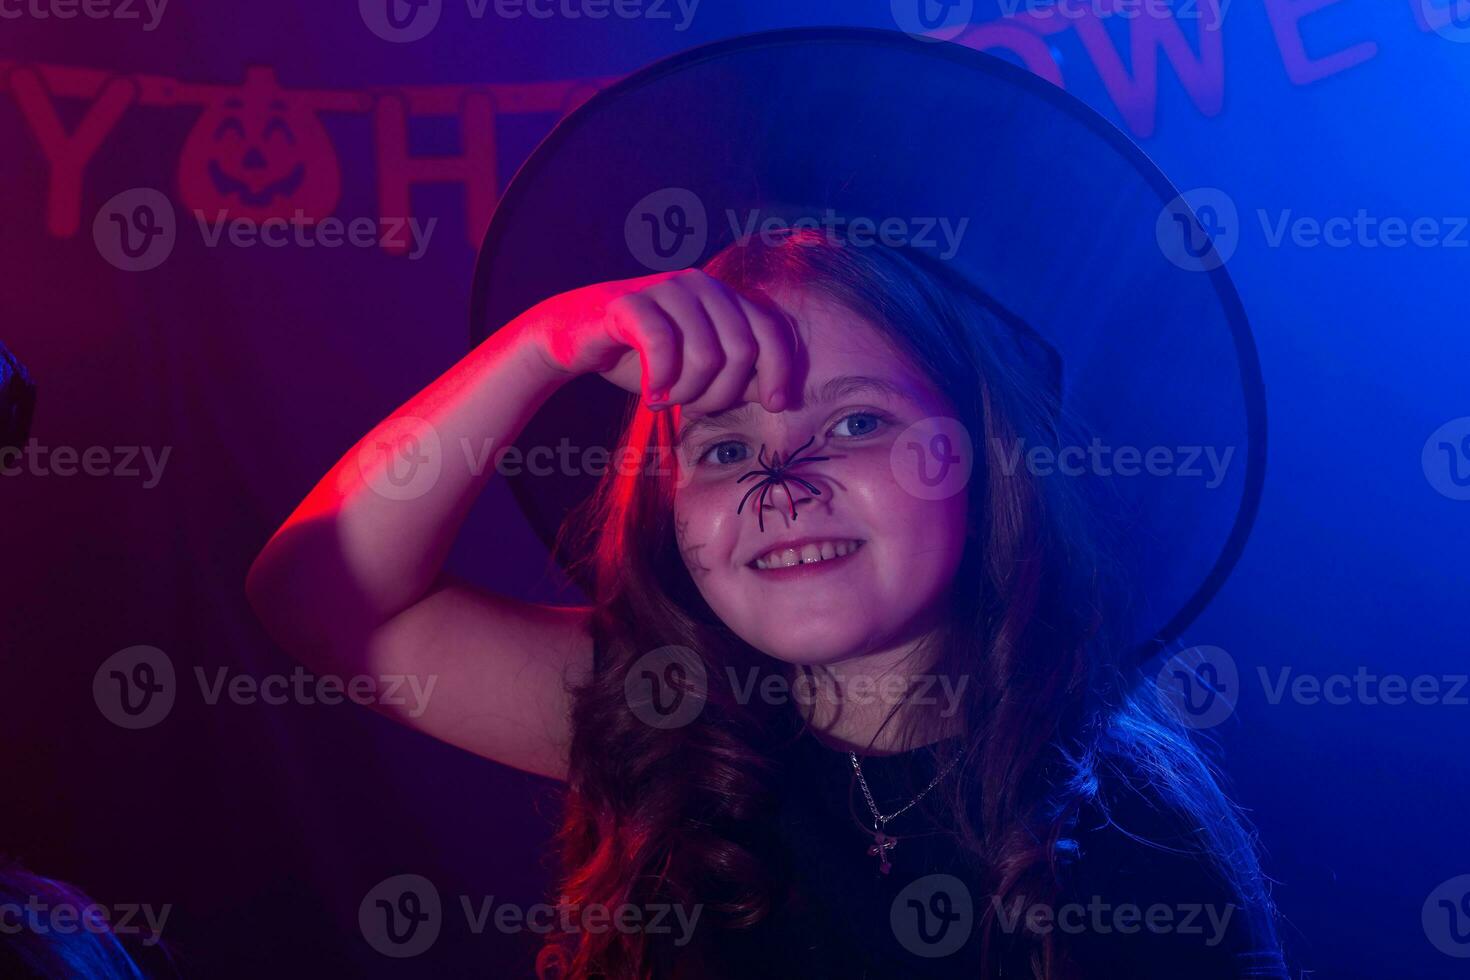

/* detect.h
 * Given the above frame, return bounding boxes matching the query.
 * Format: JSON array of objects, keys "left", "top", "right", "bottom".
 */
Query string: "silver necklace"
[{"left": 849, "top": 749, "right": 961, "bottom": 875}]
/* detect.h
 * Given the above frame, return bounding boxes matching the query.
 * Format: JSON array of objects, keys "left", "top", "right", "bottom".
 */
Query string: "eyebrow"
[{"left": 675, "top": 374, "right": 911, "bottom": 444}]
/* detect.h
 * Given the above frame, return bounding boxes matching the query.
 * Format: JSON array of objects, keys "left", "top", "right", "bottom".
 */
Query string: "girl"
[{"left": 247, "top": 227, "right": 1288, "bottom": 978}]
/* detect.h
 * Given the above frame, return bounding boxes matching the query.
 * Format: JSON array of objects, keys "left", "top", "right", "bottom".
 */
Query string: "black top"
[{"left": 705, "top": 726, "right": 1289, "bottom": 979}]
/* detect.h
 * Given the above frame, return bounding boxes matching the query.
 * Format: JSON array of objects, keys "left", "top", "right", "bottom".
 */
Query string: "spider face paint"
[
  {"left": 675, "top": 514, "right": 712, "bottom": 580},
  {"left": 671, "top": 285, "right": 970, "bottom": 669},
  {"left": 735, "top": 436, "right": 831, "bottom": 532}
]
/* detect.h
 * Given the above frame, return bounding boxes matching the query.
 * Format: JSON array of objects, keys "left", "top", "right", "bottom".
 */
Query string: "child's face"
[{"left": 671, "top": 285, "right": 971, "bottom": 668}]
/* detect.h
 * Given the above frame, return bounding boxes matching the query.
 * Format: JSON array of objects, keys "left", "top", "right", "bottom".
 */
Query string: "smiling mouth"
[{"left": 749, "top": 538, "right": 865, "bottom": 571}]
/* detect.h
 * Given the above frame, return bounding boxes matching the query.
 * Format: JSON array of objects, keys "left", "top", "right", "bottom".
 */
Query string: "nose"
[
  {"left": 735, "top": 434, "right": 833, "bottom": 531},
  {"left": 760, "top": 478, "right": 816, "bottom": 523}
]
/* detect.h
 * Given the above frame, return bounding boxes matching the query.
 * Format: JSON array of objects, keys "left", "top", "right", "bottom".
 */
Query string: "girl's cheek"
[
  {"left": 673, "top": 478, "right": 739, "bottom": 556},
  {"left": 844, "top": 442, "right": 914, "bottom": 500},
  {"left": 857, "top": 444, "right": 969, "bottom": 543}
]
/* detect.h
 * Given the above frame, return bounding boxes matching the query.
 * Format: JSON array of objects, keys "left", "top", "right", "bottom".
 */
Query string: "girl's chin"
[
  {"left": 751, "top": 637, "right": 874, "bottom": 667},
  {"left": 761, "top": 650, "right": 839, "bottom": 668}
]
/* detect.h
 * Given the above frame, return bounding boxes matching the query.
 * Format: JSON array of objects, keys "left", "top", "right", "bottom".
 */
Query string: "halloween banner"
[
  {"left": 0, "top": 60, "right": 609, "bottom": 257},
  {"left": 1, "top": 0, "right": 1457, "bottom": 262}
]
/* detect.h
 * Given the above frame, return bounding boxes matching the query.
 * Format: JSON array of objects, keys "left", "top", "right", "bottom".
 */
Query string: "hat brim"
[{"left": 470, "top": 26, "right": 1265, "bottom": 664}]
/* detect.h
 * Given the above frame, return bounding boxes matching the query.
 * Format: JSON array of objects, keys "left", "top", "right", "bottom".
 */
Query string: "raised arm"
[{"left": 245, "top": 270, "right": 795, "bottom": 779}]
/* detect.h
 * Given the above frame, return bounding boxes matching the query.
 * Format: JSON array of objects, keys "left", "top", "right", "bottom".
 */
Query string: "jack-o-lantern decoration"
[{"left": 178, "top": 66, "right": 341, "bottom": 223}]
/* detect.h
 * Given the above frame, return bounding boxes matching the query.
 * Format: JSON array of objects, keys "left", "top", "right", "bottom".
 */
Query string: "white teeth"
[{"left": 753, "top": 539, "right": 863, "bottom": 570}]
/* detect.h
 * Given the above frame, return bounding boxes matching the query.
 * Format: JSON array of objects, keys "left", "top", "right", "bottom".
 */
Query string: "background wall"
[{"left": 1, "top": 1, "right": 1467, "bottom": 976}]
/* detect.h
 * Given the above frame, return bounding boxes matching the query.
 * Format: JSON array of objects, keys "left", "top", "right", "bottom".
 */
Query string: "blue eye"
[
  {"left": 699, "top": 441, "right": 751, "bottom": 466},
  {"left": 831, "top": 411, "right": 886, "bottom": 438}
]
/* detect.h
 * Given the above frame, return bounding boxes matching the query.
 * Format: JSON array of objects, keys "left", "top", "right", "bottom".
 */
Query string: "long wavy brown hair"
[{"left": 536, "top": 227, "right": 1278, "bottom": 978}]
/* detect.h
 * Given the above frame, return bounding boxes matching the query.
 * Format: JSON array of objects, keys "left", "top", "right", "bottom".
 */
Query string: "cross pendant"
[{"left": 867, "top": 829, "right": 897, "bottom": 875}]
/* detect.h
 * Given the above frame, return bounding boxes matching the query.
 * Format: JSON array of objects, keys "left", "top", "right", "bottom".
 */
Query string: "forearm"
[{"left": 246, "top": 313, "right": 570, "bottom": 657}]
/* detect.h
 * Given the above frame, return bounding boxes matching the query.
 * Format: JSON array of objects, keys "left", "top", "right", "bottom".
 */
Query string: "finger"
[
  {"left": 646, "top": 273, "right": 724, "bottom": 408},
  {"left": 682, "top": 277, "right": 760, "bottom": 416},
  {"left": 605, "top": 292, "right": 679, "bottom": 405},
  {"left": 734, "top": 291, "right": 797, "bottom": 411}
]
